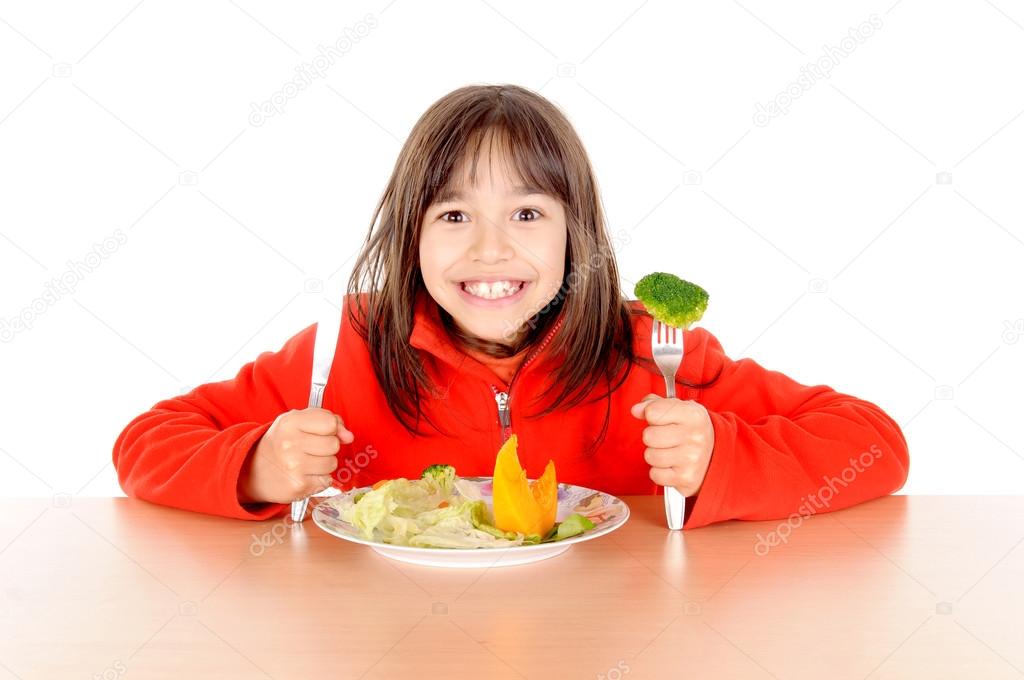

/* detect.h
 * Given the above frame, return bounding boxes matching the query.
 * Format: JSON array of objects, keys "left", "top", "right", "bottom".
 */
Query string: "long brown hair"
[{"left": 346, "top": 84, "right": 641, "bottom": 447}]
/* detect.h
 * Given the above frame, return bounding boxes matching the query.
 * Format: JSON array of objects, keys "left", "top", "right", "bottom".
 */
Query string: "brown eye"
[
  {"left": 515, "top": 208, "right": 541, "bottom": 221},
  {"left": 441, "top": 210, "right": 467, "bottom": 223}
]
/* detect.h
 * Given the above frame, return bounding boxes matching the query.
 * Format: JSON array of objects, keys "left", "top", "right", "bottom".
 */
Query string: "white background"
[{"left": 1, "top": 1, "right": 1022, "bottom": 499}]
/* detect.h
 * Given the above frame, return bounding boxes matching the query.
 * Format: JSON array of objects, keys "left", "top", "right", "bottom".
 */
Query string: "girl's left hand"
[{"left": 630, "top": 394, "right": 715, "bottom": 496}]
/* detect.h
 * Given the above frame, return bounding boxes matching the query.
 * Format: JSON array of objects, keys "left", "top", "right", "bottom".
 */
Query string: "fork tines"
[{"left": 651, "top": 319, "right": 684, "bottom": 348}]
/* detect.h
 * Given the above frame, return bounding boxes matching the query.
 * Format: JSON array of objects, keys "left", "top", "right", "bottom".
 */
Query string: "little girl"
[{"left": 113, "top": 84, "right": 909, "bottom": 529}]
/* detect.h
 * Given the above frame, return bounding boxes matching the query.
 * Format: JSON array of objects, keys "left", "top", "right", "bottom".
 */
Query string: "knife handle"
[
  {"left": 290, "top": 381, "right": 328, "bottom": 522},
  {"left": 308, "top": 382, "right": 326, "bottom": 410},
  {"left": 290, "top": 497, "right": 310, "bottom": 523}
]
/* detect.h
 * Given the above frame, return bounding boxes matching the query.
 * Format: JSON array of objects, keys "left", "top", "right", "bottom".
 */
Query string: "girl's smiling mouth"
[{"left": 456, "top": 279, "right": 531, "bottom": 307}]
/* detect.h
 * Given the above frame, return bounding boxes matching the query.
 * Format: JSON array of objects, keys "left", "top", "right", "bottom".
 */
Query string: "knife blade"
[{"left": 290, "top": 305, "right": 343, "bottom": 522}]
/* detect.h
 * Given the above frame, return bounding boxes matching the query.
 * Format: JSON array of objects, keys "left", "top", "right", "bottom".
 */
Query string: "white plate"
[{"left": 312, "top": 477, "right": 630, "bottom": 568}]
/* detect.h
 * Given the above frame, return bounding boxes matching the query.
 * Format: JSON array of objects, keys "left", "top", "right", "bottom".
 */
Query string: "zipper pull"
[
  {"left": 494, "top": 390, "right": 510, "bottom": 428},
  {"left": 493, "top": 388, "right": 511, "bottom": 439}
]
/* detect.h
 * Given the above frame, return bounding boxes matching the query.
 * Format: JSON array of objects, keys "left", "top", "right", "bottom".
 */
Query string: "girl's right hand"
[{"left": 238, "top": 408, "right": 354, "bottom": 504}]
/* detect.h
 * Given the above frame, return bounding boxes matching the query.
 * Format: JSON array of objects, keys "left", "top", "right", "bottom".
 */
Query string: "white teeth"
[{"left": 462, "top": 280, "right": 524, "bottom": 300}]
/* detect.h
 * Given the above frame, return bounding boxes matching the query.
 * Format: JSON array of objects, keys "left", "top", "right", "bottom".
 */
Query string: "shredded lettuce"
[
  {"left": 342, "top": 478, "right": 444, "bottom": 542},
  {"left": 410, "top": 501, "right": 522, "bottom": 548},
  {"left": 453, "top": 477, "right": 483, "bottom": 501},
  {"left": 340, "top": 474, "right": 595, "bottom": 549},
  {"left": 542, "top": 513, "right": 595, "bottom": 542}
]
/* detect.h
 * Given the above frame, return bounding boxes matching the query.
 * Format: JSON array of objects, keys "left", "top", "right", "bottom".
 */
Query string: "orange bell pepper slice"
[{"left": 492, "top": 434, "right": 557, "bottom": 536}]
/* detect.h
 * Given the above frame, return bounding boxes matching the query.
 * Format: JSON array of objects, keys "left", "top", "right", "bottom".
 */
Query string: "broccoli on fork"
[{"left": 634, "top": 272, "right": 709, "bottom": 328}]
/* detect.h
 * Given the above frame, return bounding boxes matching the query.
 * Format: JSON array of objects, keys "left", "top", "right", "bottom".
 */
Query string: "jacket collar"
[{"left": 408, "top": 289, "right": 564, "bottom": 384}]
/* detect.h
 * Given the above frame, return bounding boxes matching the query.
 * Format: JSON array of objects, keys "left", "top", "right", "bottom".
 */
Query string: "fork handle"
[
  {"left": 664, "top": 488, "right": 685, "bottom": 530},
  {"left": 662, "top": 376, "right": 686, "bottom": 530}
]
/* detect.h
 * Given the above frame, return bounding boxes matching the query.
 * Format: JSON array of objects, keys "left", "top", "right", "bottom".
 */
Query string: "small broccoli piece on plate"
[
  {"left": 634, "top": 272, "right": 709, "bottom": 328},
  {"left": 421, "top": 464, "right": 456, "bottom": 496}
]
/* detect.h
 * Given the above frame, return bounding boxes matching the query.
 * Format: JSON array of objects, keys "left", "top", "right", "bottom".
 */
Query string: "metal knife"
[{"left": 289, "top": 305, "right": 343, "bottom": 522}]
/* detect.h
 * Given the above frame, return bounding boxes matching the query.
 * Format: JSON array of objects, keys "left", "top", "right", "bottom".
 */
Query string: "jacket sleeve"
[
  {"left": 111, "top": 323, "right": 318, "bottom": 520},
  {"left": 680, "top": 328, "right": 910, "bottom": 529}
]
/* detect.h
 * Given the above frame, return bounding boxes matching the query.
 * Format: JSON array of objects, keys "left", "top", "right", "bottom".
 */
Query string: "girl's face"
[{"left": 419, "top": 146, "right": 568, "bottom": 344}]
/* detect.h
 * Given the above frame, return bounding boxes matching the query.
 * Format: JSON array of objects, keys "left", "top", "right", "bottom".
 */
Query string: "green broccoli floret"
[
  {"left": 634, "top": 272, "right": 709, "bottom": 328},
  {"left": 420, "top": 464, "right": 456, "bottom": 496}
]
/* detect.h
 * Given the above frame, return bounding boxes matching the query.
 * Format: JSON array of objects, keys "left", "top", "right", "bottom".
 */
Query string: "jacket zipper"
[
  {"left": 490, "top": 319, "right": 561, "bottom": 443},
  {"left": 493, "top": 388, "right": 511, "bottom": 440}
]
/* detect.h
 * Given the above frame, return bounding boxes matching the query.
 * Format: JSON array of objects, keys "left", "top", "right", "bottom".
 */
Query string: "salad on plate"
[{"left": 332, "top": 434, "right": 600, "bottom": 549}]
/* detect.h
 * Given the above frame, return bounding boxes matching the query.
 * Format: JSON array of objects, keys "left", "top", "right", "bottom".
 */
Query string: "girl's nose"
[{"left": 470, "top": 219, "right": 515, "bottom": 263}]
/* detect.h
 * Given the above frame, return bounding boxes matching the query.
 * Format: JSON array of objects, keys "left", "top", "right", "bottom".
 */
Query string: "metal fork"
[{"left": 650, "top": 318, "right": 686, "bottom": 530}]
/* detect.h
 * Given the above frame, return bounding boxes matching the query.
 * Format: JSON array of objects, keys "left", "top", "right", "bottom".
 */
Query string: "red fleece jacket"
[{"left": 112, "top": 292, "right": 909, "bottom": 529}]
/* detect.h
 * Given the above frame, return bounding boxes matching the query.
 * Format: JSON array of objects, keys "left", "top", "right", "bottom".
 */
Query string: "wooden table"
[{"left": 1, "top": 495, "right": 1022, "bottom": 679}]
